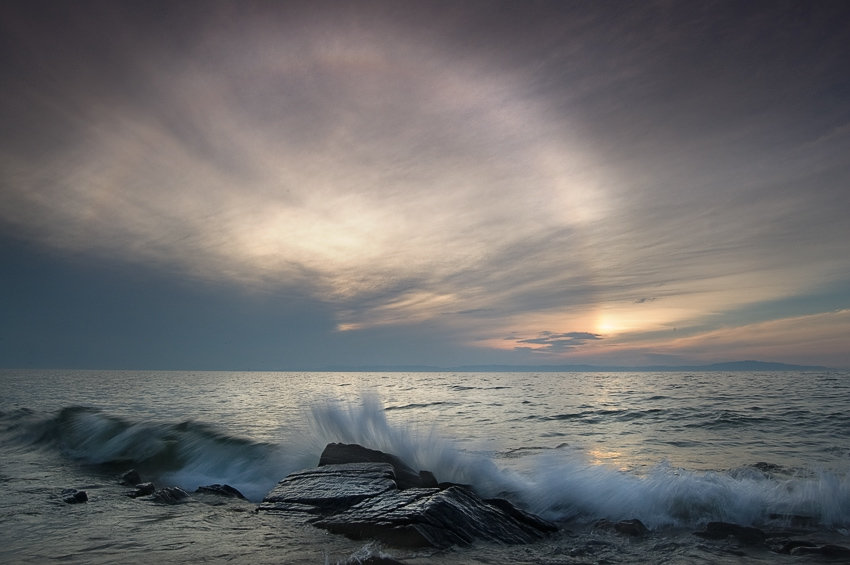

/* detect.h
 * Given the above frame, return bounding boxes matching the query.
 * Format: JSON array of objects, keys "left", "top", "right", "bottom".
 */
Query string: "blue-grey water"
[{"left": 1, "top": 370, "right": 849, "bottom": 563}]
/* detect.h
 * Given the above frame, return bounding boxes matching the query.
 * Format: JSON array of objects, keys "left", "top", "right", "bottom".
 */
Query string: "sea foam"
[
  {"left": 14, "top": 395, "right": 850, "bottom": 527},
  {"left": 305, "top": 393, "right": 850, "bottom": 528}
]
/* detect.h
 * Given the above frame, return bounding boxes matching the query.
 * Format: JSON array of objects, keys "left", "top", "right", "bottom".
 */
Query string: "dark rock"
[
  {"left": 752, "top": 462, "right": 784, "bottom": 474},
  {"left": 438, "top": 481, "right": 472, "bottom": 491},
  {"left": 778, "top": 540, "right": 818, "bottom": 554},
  {"left": 119, "top": 469, "right": 142, "bottom": 486},
  {"left": 593, "top": 518, "right": 648, "bottom": 537},
  {"left": 485, "top": 497, "right": 559, "bottom": 534},
  {"left": 260, "top": 446, "right": 557, "bottom": 549},
  {"left": 614, "top": 518, "right": 649, "bottom": 536},
  {"left": 126, "top": 482, "right": 156, "bottom": 498},
  {"left": 62, "top": 489, "right": 88, "bottom": 504},
  {"left": 693, "top": 521, "right": 765, "bottom": 545},
  {"left": 790, "top": 544, "right": 850, "bottom": 557},
  {"left": 342, "top": 556, "right": 407, "bottom": 565},
  {"left": 195, "top": 484, "right": 246, "bottom": 499},
  {"left": 313, "top": 483, "right": 554, "bottom": 548},
  {"left": 261, "top": 462, "right": 397, "bottom": 511},
  {"left": 318, "top": 443, "right": 434, "bottom": 490},
  {"left": 150, "top": 486, "right": 190, "bottom": 504},
  {"left": 417, "top": 470, "right": 439, "bottom": 489}
]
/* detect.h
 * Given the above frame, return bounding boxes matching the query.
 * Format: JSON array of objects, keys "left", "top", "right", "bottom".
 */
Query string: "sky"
[{"left": 2, "top": 0, "right": 849, "bottom": 370}]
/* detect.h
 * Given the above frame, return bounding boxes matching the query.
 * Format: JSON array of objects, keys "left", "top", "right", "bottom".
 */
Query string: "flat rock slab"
[
  {"left": 319, "top": 443, "right": 438, "bottom": 489},
  {"left": 259, "top": 450, "right": 557, "bottom": 549},
  {"left": 261, "top": 463, "right": 398, "bottom": 511}
]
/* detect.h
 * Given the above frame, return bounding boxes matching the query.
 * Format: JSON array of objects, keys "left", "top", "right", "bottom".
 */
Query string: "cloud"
[
  {"left": 1, "top": 2, "right": 849, "bottom": 366},
  {"left": 0, "top": 3, "right": 606, "bottom": 316},
  {"left": 513, "top": 331, "right": 603, "bottom": 353}
]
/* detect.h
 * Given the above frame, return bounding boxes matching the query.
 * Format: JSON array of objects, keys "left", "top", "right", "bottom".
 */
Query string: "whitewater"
[{"left": 1, "top": 369, "right": 848, "bottom": 563}]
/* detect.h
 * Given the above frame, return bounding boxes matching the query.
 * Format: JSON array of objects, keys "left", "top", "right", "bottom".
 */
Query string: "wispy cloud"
[
  {"left": 513, "top": 331, "right": 603, "bottom": 354},
  {"left": 1, "top": 1, "right": 849, "bottom": 367}
]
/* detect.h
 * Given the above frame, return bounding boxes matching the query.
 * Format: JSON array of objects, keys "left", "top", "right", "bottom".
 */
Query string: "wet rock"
[
  {"left": 126, "top": 482, "right": 156, "bottom": 498},
  {"left": 261, "top": 462, "right": 397, "bottom": 512},
  {"left": 260, "top": 444, "right": 557, "bottom": 548},
  {"left": 119, "top": 469, "right": 142, "bottom": 486},
  {"left": 790, "top": 544, "right": 850, "bottom": 558},
  {"left": 418, "top": 470, "right": 438, "bottom": 489},
  {"left": 778, "top": 540, "right": 818, "bottom": 553},
  {"left": 751, "top": 462, "right": 784, "bottom": 474},
  {"left": 319, "top": 443, "right": 437, "bottom": 489},
  {"left": 316, "top": 482, "right": 555, "bottom": 548},
  {"left": 693, "top": 521, "right": 765, "bottom": 545},
  {"left": 196, "top": 484, "right": 246, "bottom": 499},
  {"left": 341, "top": 554, "right": 407, "bottom": 565},
  {"left": 62, "top": 489, "right": 88, "bottom": 504},
  {"left": 615, "top": 519, "right": 649, "bottom": 536},
  {"left": 150, "top": 486, "right": 190, "bottom": 504},
  {"left": 594, "top": 518, "right": 649, "bottom": 537},
  {"left": 485, "top": 497, "right": 560, "bottom": 534}
]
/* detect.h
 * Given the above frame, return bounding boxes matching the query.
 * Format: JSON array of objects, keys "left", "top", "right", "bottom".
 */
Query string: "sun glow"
[{"left": 594, "top": 315, "right": 620, "bottom": 335}]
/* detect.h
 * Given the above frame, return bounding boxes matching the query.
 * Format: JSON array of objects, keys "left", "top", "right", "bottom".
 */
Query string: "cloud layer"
[{"left": 2, "top": 1, "right": 849, "bottom": 367}]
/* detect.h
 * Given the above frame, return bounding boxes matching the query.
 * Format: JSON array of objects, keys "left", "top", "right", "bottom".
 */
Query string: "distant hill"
[
  {"left": 318, "top": 360, "right": 834, "bottom": 372},
  {"left": 684, "top": 360, "right": 832, "bottom": 372}
]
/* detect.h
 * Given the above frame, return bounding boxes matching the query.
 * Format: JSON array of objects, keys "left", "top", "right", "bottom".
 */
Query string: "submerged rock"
[
  {"left": 615, "top": 519, "right": 649, "bottom": 536},
  {"left": 790, "top": 544, "right": 850, "bottom": 558},
  {"left": 341, "top": 556, "right": 408, "bottom": 565},
  {"left": 595, "top": 518, "right": 649, "bottom": 536},
  {"left": 778, "top": 540, "right": 819, "bottom": 554},
  {"left": 693, "top": 521, "right": 765, "bottom": 545},
  {"left": 259, "top": 443, "right": 556, "bottom": 548},
  {"left": 126, "top": 482, "right": 156, "bottom": 498},
  {"left": 196, "top": 484, "right": 246, "bottom": 499},
  {"left": 119, "top": 469, "right": 142, "bottom": 486},
  {"left": 150, "top": 486, "right": 190, "bottom": 504},
  {"left": 62, "top": 489, "right": 88, "bottom": 504}
]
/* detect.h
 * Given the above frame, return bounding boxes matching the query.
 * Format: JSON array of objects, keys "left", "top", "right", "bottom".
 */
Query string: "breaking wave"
[{"left": 6, "top": 396, "right": 850, "bottom": 528}]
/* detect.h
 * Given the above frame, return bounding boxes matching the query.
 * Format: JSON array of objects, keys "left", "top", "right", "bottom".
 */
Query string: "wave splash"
[
  {"left": 8, "top": 396, "right": 850, "bottom": 527},
  {"left": 519, "top": 452, "right": 850, "bottom": 528},
  {"left": 306, "top": 393, "right": 850, "bottom": 529}
]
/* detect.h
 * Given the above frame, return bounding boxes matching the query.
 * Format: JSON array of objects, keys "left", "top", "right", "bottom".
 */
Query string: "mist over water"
[{"left": 2, "top": 369, "right": 849, "bottom": 563}]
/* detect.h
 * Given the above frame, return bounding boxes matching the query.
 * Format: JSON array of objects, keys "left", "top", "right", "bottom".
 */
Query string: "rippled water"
[{"left": 1, "top": 369, "right": 849, "bottom": 563}]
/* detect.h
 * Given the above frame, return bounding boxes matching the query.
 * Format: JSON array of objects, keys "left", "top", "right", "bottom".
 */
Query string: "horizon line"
[{"left": 1, "top": 360, "right": 841, "bottom": 372}]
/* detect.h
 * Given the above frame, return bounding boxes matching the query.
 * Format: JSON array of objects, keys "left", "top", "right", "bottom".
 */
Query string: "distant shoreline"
[{"left": 315, "top": 360, "right": 835, "bottom": 373}]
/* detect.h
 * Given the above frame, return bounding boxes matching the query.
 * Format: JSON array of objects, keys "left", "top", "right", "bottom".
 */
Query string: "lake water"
[{"left": 1, "top": 369, "right": 849, "bottom": 563}]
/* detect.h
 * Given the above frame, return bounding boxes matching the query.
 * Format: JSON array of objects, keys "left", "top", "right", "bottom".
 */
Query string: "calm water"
[{"left": 1, "top": 370, "right": 849, "bottom": 563}]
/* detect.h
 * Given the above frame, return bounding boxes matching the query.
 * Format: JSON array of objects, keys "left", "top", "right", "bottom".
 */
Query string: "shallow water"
[{"left": 1, "top": 369, "right": 849, "bottom": 563}]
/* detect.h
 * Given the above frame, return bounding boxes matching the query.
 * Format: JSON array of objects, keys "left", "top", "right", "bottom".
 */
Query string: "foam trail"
[{"left": 515, "top": 449, "right": 850, "bottom": 528}]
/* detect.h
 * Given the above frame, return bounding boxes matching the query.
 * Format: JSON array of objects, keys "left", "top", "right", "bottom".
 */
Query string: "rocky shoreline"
[
  {"left": 58, "top": 442, "right": 850, "bottom": 561},
  {"left": 258, "top": 443, "right": 557, "bottom": 548}
]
